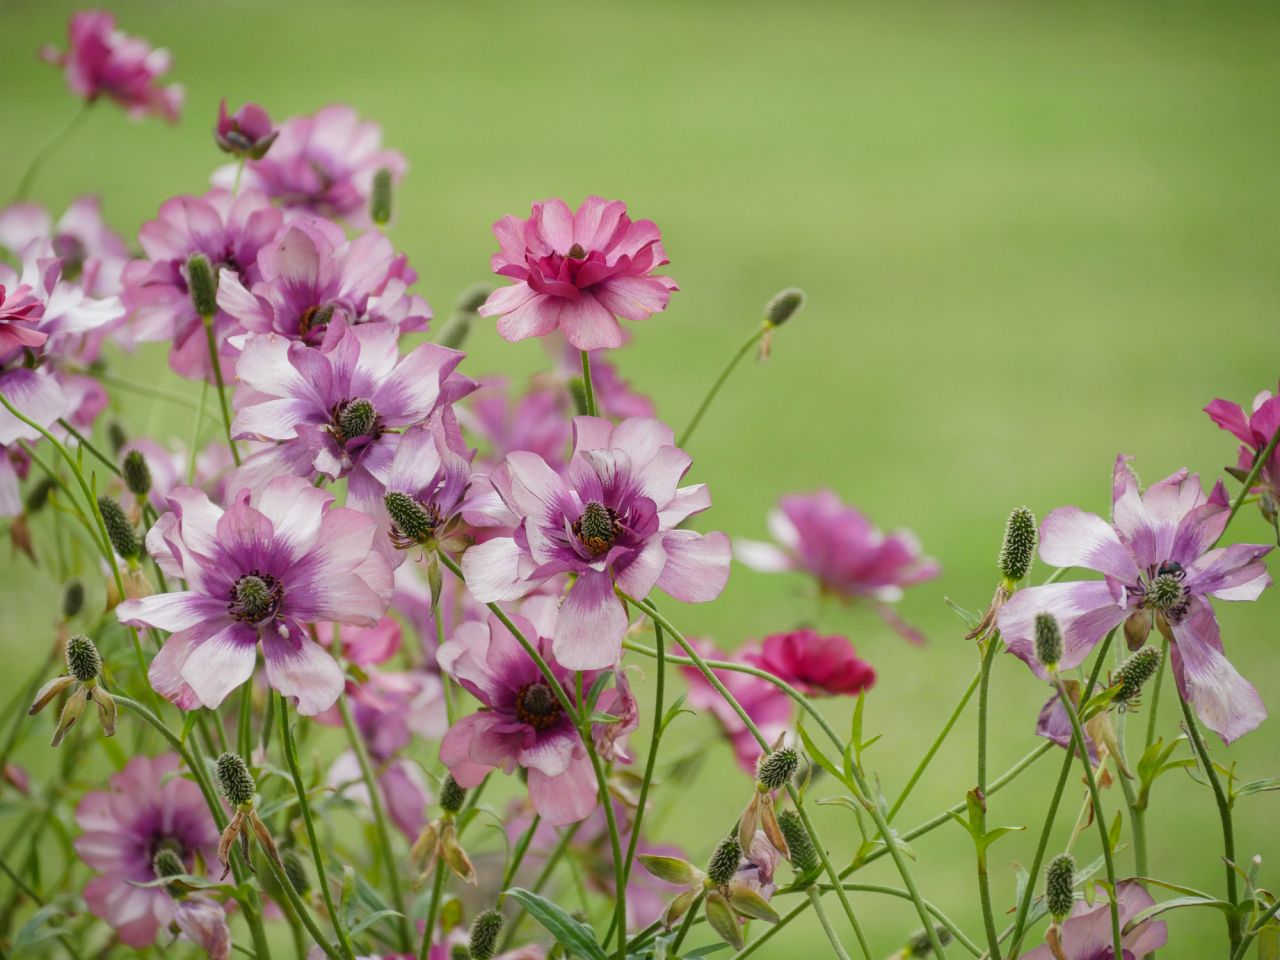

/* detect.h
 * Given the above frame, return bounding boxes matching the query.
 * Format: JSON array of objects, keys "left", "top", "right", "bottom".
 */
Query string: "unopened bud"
[
  {"left": 756, "top": 748, "right": 799, "bottom": 791},
  {"left": 370, "top": 168, "right": 393, "bottom": 225},
  {"left": 706, "top": 834, "right": 741, "bottom": 886},
  {"left": 998, "top": 507, "right": 1038, "bottom": 582},
  {"left": 455, "top": 282, "right": 493, "bottom": 314},
  {"left": 65, "top": 634, "right": 101, "bottom": 683},
  {"left": 440, "top": 774, "right": 466, "bottom": 814},
  {"left": 1045, "top": 852, "right": 1075, "bottom": 920},
  {"left": 450, "top": 946, "right": 472, "bottom": 960},
  {"left": 62, "top": 579, "right": 84, "bottom": 619},
  {"left": 24, "top": 476, "right": 57, "bottom": 514},
  {"left": 765, "top": 287, "right": 805, "bottom": 326},
  {"left": 905, "top": 925, "right": 953, "bottom": 957},
  {"left": 1123, "top": 610, "right": 1152, "bottom": 651},
  {"left": 122, "top": 450, "right": 152, "bottom": 497},
  {"left": 97, "top": 495, "right": 138, "bottom": 559},
  {"left": 1034, "top": 613, "right": 1062, "bottom": 670},
  {"left": 776, "top": 810, "right": 817, "bottom": 878},
  {"left": 468, "top": 908, "right": 504, "bottom": 960},
  {"left": 1114, "top": 647, "right": 1160, "bottom": 706},
  {"left": 186, "top": 254, "right": 218, "bottom": 318},
  {"left": 107, "top": 422, "right": 127, "bottom": 453},
  {"left": 282, "top": 848, "right": 309, "bottom": 894},
  {"left": 214, "top": 752, "right": 256, "bottom": 808}
]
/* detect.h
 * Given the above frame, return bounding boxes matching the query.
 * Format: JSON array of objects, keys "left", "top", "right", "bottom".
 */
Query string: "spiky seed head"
[
  {"left": 107, "top": 421, "right": 128, "bottom": 453},
  {"left": 450, "top": 946, "right": 472, "bottom": 960},
  {"left": 186, "top": 253, "right": 218, "bottom": 318},
  {"left": 776, "top": 810, "right": 818, "bottom": 877},
  {"left": 765, "top": 287, "right": 806, "bottom": 326},
  {"left": 370, "top": 168, "right": 393, "bottom": 225},
  {"left": 384, "top": 492, "right": 436, "bottom": 544},
  {"left": 455, "top": 282, "right": 493, "bottom": 314},
  {"left": 1145, "top": 574, "right": 1186, "bottom": 613},
  {"left": 467, "top": 908, "right": 504, "bottom": 960},
  {"left": 1046, "top": 852, "right": 1076, "bottom": 920},
  {"left": 65, "top": 634, "right": 101, "bottom": 683},
  {"left": 998, "top": 507, "right": 1038, "bottom": 582},
  {"left": 706, "top": 834, "right": 742, "bottom": 886},
  {"left": 440, "top": 774, "right": 466, "bottom": 814},
  {"left": 756, "top": 748, "right": 800, "bottom": 791},
  {"left": 282, "top": 848, "right": 310, "bottom": 894},
  {"left": 1034, "top": 613, "right": 1063, "bottom": 670},
  {"left": 1114, "top": 647, "right": 1161, "bottom": 705},
  {"left": 24, "top": 476, "right": 57, "bottom": 514},
  {"left": 338, "top": 398, "right": 377, "bottom": 440},
  {"left": 97, "top": 495, "right": 138, "bottom": 559},
  {"left": 62, "top": 579, "right": 85, "bottom": 619},
  {"left": 122, "top": 449, "right": 152, "bottom": 497},
  {"left": 905, "top": 925, "right": 953, "bottom": 956},
  {"left": 214, "top": 752, "right": 256, "bottom": 808}
]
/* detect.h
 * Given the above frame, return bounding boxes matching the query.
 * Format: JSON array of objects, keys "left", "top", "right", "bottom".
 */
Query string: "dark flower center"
[
  {"left": 334, "top": 397, "right": 380, "bottom": 442},
  {"left": 229, "top": 571, "right": 283, "bottom": 624},
  {"left": 514, "top": 682, "right": 562, "bottom": 731},
  {"left": 566, "top": 243, "right": 587, "bottom": 260},
  {"left": 298, "top": 303, "right": 335, "bottom": 339},
  {"left": 573, "top": 500, "right": 620, "bottom": 557},
  {"left": 1144, "top": 573, "right": 1187, "bottom": 616},
  {"left": 53, "top": 234, "right": 87, "bottom": 282}
]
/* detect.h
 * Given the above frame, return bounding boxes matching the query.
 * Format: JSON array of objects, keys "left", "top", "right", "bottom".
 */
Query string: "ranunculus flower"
[
  {"left": 0, "top": 197, "right": 129, "bottom": 300},
  {"left": 41, "top": 10, "right": 183, "bottom": 121},
  {"left": 997, "top": 455, "right": 1271, "bottom": 743},
  {"left": 463, "top": 379, "right": 573, "bottom": 471},
  {"left": 1022, "top": 881, "right": 1166, "bottom": 959},
  {"left": 742, "top": 628, "right": 875, "bottom": 697},
  {"left": 1206, "top": 386, "right": 1280, "bottom": 514},
  {"left": 75, "top": 755, "right": 219, "bottom": 948},
  {"left": 117, "top": 475, "right": 394, "bottom": 715},
  {"left": 479, "top": 196, "right": 677, "bottom": 351},
  {"left": 173, "top": 895, "right": 232, "bottom": 960},
  {"left": 462, "top": 416, "right": 730, "bottom": 670},
  {"left": 735, "top": 490, "right": 940, "bottom": 644},
  {"left": 215, "top": 99, "right": 277, "bottom": 159}
]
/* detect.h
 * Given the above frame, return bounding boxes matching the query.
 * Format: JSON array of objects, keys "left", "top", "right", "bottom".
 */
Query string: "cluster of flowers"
[{"left": 2, "top": 9, "right": 1276, "bottom": 960}]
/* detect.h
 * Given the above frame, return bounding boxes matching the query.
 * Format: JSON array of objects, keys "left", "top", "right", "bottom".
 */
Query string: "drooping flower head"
[
  {"left": 215, "top": 99, "right": 277, "bottom": 159},
  {"left": 479, "top": 197, "right": 677, "bottom": 351},
  {"left": 997, "top": 455, "right": 1271, "bottom": 743},
  {"left": 735, "top": 490, "right": 940, "bottom": 644},
  {"left": 462, "top": 416, "right": 730, "bottom": 669},
  {"left": 74, "top": 755, "right": 219, "bottom": 947},
  {"left": 1206, "top": 386, "right": 1280, "bottom": 514},
  {"left": 213, "top": 105, "right": 406, "bottom": 223},
  {"left": 117, "top": 475, "right": 393, "bottom": 715},
  {"left": 41, "top": 10, "right": 183, "bottom": 121},
  {"left": 1022, "top": 881, "right": 1167, "bottom": 959},
  {"left": 741, "top": 628, "right": 876, "bottom": 698}
]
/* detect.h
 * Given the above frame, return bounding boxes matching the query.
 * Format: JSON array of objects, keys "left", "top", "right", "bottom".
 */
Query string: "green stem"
[
  {"left": 500, "top": 813, "right": 541, "bottom": 902},
  {"left": 261, "top": 834, "right": 345, "bottom": 960},
  {"left": 670, "top": 890, "right": 706, "bottom": 955},
  {"left": 202, "top": 315, "right": 241, "bottom": 466},
  {"left": 189, "top": 380, "right": 210, "bottom": 483},
  {"left": 1143, "top": 636, "right": 1170, "bottom": 755},
  {"left": 810, "top": 884, "right": 981, "bottom": 957},
  {"left": 976, "top": 639, "right": 1002, "bottom": 960},
  {"left": 15, "top": 102, "right": 91, "bottom": 201},
  {"left": 579, "top": 350, "right": 597, "bottom": 417},
  {"left": 1214, "top": 423, "right": 1280, "bottom": 547},
  {"left": 808, "top": 887, "right": 853, "bottom": 960},
  {"left": 678, "top": 323, "right": 768, "bottom": 447},
  {"left": 498, "top": 822, "right": 582, "bottom": 953},
  {"left": 1230, "top": 896, "right": 1280, "bottom": 960},
  {"left": 888, "top": 668, "right": 980, "bottom": 822},
  {"left": 237, "top": 682, "right": 253, "bottom": 763},
  {"left": 56, "top": 419, "right": 121, "bottom": 478},
  {"left": 417, "top": 854, "right": 448, "bottom": 960}
]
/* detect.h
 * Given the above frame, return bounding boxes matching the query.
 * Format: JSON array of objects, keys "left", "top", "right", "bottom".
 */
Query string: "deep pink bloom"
[
  {"left": 462, "top": 416, "right": 730, "bottom": 670},
  {"left": 1206, "top": 387, "right": 1280, "bottom": 508},
  {"left": 997, "top": 455, "right": 1271, "bottom": 743},
  {"left": 117, "top": 475, "right": 394, "bottom": 715},
  {"left": 41, "top": 10, "right": 183, "bottom": 121},
  {"left": 213, "top": 105, "right": 406, "bottom": 223},
  {"left": 215, "top": 99, "right": 277, "bottom": 159},
  {"left": 74, "top": 755, "right": 219, "bottom": 948},
  {"left": 1022, "top": 881, "right": 1166, "bottom": 959},
  {"left": 173, "top": 896, "right": 232, "bottom": 960},
  {"left": 479, "top": 197, "right": 677, "bottom": 351},
  {"left": 742, "top": 629, "right": 876, "bottom": 698},
  {"left": 0, "top": 281, "right": 46, "bottom": 356},
  {"left": 736, "top": 490, "right": 940, "bottom": 644},
  {"left": 680, "top": 639, "right": 792, "bottom": 774},
  {"left": 123, "top": 189, "right": 283, "bottom": 382}
]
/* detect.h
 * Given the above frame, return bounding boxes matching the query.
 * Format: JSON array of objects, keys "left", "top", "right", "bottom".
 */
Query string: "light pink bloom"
[
  {"left": 479, "top": 197, "right": 677, "bottom": 351},
  {"left": 41, "top": 10, "right": 183, "bottom": 121},
  {"left": 215, "top": 99, "right": 277, "bottom": 159},
  {"left": 328, "top": 751, "right": 432, "bottom": 841},
  {"left": 1022, "top": 881, "right": 1167, "bottom": 959},
  {"left": 0, "top": 197, "right": 129, "bottom": 300},
  {"left": 462, "top": 416, "right": 730, "bottom": 670},
  {"left": 173, "top": 895, "right": 232, "bottom": 960},
  {"left": 742, "top": 629, "right": 876, "bottom": 698},
  {"left": 997, "top": 455, "right": 1271, "bottom": 743},
  {"left": 736, "top": 490, "right": 940, "bottom": 644},
  {"left": 462, "top": 379, "right": 572, "bottom": 470},
  {"left": 1206, "top": 386, "right": 1280, "bottom": 509},
  {"left": 117, "top": 475, "right": 394, "bottom": 715}
]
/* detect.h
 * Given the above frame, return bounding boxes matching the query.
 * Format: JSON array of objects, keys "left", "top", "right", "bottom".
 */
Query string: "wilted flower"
[
  {"left": 212, "top": 752, "right": 282, "bottom": 878},
  {"left": 411, "top": 774, "right": 476, "bottom": 887},
  {"left": 29, "top": 633, "right": 115, "bottom": 746},
  {"left": 479, "top": 196, "right": 678, "bottom": 351},
  {"left": 172, "top": 895, "right": 232, "bottom": 960},
  {"left": 738, "top": 745, "right": 798, "bottom": 858},
  {"left": 741, "top": 629, "right": 875, "bottom": 697},
  {"left": 1206, "top": 387, "right": 1280, "bottom": 520},
  {"left": 1022, "top": 881, "right": 1167, "bottom": 959},
  {"left": 214, "top": 99, "right": 277, "bottom": 159},
  {"left": 735, "top": 490, "right": 940, "bottom": 644}
]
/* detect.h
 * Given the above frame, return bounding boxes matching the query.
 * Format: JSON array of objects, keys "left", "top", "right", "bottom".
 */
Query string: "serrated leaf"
[{"left": 504, "top": 887, "right": 608, "bottom": 960}]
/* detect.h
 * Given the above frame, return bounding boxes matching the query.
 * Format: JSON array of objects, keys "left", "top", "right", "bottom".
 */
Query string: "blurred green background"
[{"left": 2, "top": 0, "right": 1279, "bottom": 956}]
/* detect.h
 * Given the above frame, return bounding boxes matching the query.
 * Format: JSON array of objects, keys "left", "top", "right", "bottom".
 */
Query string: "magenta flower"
[
  {"left": 680, "top": 639, "right": 793, "bottom": 774},
  {"left": 41, "top": 10, "right": 183, "bottom": 121},
  {"left": 378, "top": 422, "right": 475, "bottom": 562},
  {"left": 0, "top": 281, "right": 46, "bottom": 355},
  {"left": 736, "top": 490, "right": 940, "bottom": 644},
  {"left": 1022, "top": 881, "right": 1166, "bottom": 959},
  {"left": 123, "top": 189, "right": 283, "bottom": 382},
  {"left": 215, "top": 99, "right": 277, "bottom": 159},
  {"left": 997, "top": 455, "right": 1271, "bottom": 743},
  {"left": 117, "top": 475, "right": 394, "bottom": 715},
  {"left": 213, "top": 105, "right": 406, "bottom": 223},
  {"left": 438, "top": 605, "right": 605, "bottom": 825},
  {"left": 1034, "top": 688, "right": 1099, "bottom": 763},
  {"left": 479, "top": 197, "right": 677, "bottom": 351},
  {"left": 742, "top": 629, "right": 876, "bottom": 698},
  {"left": 1206, "top": 386, "right": 1280, "bottom": 509},
  {"left": 463, "top": 379, "right": 572, "bottom": 470},
  {"left": 74, "top": 754, "right": 219, "bottom": 948},
  {"left": 462, "top": 416, "right": 731, "bottom": 670}
]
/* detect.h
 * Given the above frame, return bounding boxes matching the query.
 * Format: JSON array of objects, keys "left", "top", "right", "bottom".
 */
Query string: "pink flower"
[
  {"left": 680, "top": 639, "right": 793, "bottom": 774},
  {"left": 0, "top": 197, "right": 129, "bottom": 300},
  {"left": 215, "top": 99, "right": 277, "bottom": 159},
  {"left": 462, "top": 416, "right": 730, "bottom": 670},
  {"left": 0, "top": 281, "right": 46, "bottom": 356},
  {"left": 117, "top": 475, "right": 394, "bottom": 715},
  {"left": 996, "top": 455, "right": 1271, "bottom": 743},
  {"left": 74, "top": 754, "right": 219, "bottom": 948},
  {"left": 122, "top": 189, "right": 283, "bottom": 382},
  {"left": 462, "top": 379, "right": 572, "bottom": 470},
  {"left": 328, "top": 751, "right": 433, "bottom": 841},
  {"left": 1022, "top": 881, "right": 1166, "bottom": 959},
  {"left": 479, "top": 197, "right": 677, "bottom": 351},
  {"left": 742, "top": 629, "right": 876, "bottom": 697},
  {"left": 736, "top": 490, "right": 940, "bottom": 644},
  {"left": 40, "top": 10, "right": 183, "bottom": 121},
  {"left": 1206, "top": 387, "right": 1280, "bottom": 511},
  {"left": 173, "top": 895, "right": 232, "bottom": 960},
  {"left": 213, "top": 105, "right": 406, "bottom": 223}
]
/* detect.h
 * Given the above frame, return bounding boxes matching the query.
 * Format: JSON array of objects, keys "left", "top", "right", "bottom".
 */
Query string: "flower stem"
[
  {"left": 1143, "top": 635, "right": 1170, "bottom": 755},
  {"left": 500, "top": 813, "right": 541, "bottom": 902},
  {"left": 15, "top": 102, "right": 91, "bottom": 201},
  {"left": 417, "top": 854, "right": 448, "bottom": 960},
  {"left": 498, "top": 821, "right": 582, "bottom": 953},
  {"left": 202, "top": 315, "right": 241, "bottom": 466},
  {"left": 976, "top": 638, "right": 1003, "bottom": 960},
  {"left": 1230, "top": 896, "right": 1280, "bottom": 960},
  {"left": 678, "top": 322, "right": 768, "bottom": 447},
  {"left": 888, "top": 667, "right": 981, "bottom": 822},
  {"left": 669, "top": 890, "right": 706, "bottom": 955},
  {"left": 810, "top": 884, "right": 981, "bottom": 957},
  {"left": 189, "top": 379, "right": 210, "bottom": 483},
  {"left": 1214, "top": 423, "right": 1280, "bottom": 547},
  {"left": 580, "top": 350, "right": 597, "bottom": 416},
  {"left": 808, "top": 887, "right": 853, "bottom": 960}
]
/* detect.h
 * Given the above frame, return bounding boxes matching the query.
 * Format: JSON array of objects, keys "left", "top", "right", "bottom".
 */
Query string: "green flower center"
[{"left": 573, "top": 500, "right": 619, "bottom": 557}]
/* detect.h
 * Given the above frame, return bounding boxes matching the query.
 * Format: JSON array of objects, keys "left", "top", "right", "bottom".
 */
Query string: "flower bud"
[
  {"left": 65, "top": 634, "right": 101, "bottom": 683},
  {"left": 282, "top": 848, "right": 309, "bottom": 895},
  {"left": 765, "top": 287, "right": 805, "bottom": 326},
  {"left": 468, "top": 908, "right": 504, "bottom": 960},
  {"left": 214, "top": 752, "right": 256, "bottom": 808},
  {"left": 1045, "top": 852, "right": 1075, "bottom": 920},
  {"left": 122, "top": 449, "right": 152, "bottom": 497},
  {"left": 455, "top": 282, "right": 494, "bottom": 314},
  {"left": 776, "top": 810, "right": 818, "bottom": 878},
  {"left": 62, "top": 579, "right": 84, "bottom": 619},
  {"left": 1123, "top": 610, "right": 1152, "bottom": 651},
  {"left": 706, "top": 834, "right": 741, "bottom": 886},
  {"left": 450, "top": 946, "right": 472, "bottom": 960},
  {"left": 905, "top": 925, "right": 953, "bottom": 956},
  {"left": 1034, "top": 613, "right": 1062, "bottom": 670},
  {"left": 24, "top": 476, "right": 57, "bottom": 514},
  {"left": 440, "top": 774, "right": 466, "bottom": 814},
  {"left": 107, "top": 421, "right": 128, "bottom": 453},
  {"left": 186, "top": 253, "right": 218, "bottom": 318},
  {"left": 1114, "top": 647, "right": 1161, "bottom": 706},
  {"left": 998, "top": 506, "right": 1037, "bottom": 582},
  {"left": 756, "top": 747, "right": 800, "bottom": 791},
  {"left": 152, "top": 847, "right": 187, "bottom": 895},
  {"left": 370, "top": 168, "right": 393, "bottom": 225},
  {"left": 97, "top": 495, "right": 138, "bottom": 559}
]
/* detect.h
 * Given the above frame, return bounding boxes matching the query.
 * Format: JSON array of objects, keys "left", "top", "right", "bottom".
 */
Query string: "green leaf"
[
  {"left": 1126, "top": 896, "right": 1233, "bottom": 928},
  {"left": 1107, "top": 811, "right": 1123, "bottom": 854},
  {"left": 1236, "top": 778, "right": 1280, "bottom": 799},
  {"left": 944, "top": 597, "right": 982, "bottom": 628},
  {"left": 504, "top": 887, "right": 608, "bottom": 960},
  {"left": 13, "top": 903, "right": 69, "bottom": 953},
  {"left": 1131, "top": 877, "right": 1217, "bottom": 900},
  {"left": 348, "top": 909, "right": 405, "bottom": 938},
  {"left": 180, "top": 709, "right": 201, "bottom": 744},
  {"left": 796, "top": 720, "right": 847, "bottom": 787}
]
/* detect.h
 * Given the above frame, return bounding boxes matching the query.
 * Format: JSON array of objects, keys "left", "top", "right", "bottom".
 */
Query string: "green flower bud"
[
  {"left": 998, "top": 506, "right": 1037, "bottom": 582},
  {"left": 370, "top": 168, "right": 393, "bottom": 225},
  {"left": 1045, "top": 852, "right": 1075, "bottom": 920},
  {"left": 468, "top": 908, "right": 504, "bottom": 960},
  {"left": 214, "top": 752, "right": 256, "bottom": 808},
  {"left": 282, "top": 848, "right": 310, "bottom": 895},
  {"left": 905, "top": 925, "right": 953, "bottom": 956},
  {"left": 107, "top": 422, "right": 128, "bottom": 453},
  {"left": 455, "top": 282, "right": 493, "bottom": 314},
  {"left": 186, "top": 253, "right": 219, "bottom": 318},
  {"left": 776, "top": 810, "right": 818, "bottom": 877},
  {"left": 765, "top": 287, "right": 805, "bottom": 326},
  {"left": 706, "top": 834, "right": 741, "bottom": 886},
  {"left": 122, "top": 449, "right": 152, "bottom": 497},
  {"left": 97, "top": 495, "right": 138, "bottom": 559},
  {"left": 62, "top": 579, "right": 85, "bottom": 619},
  {"left": 152, "top": 847, "right": 187, "bottom": 896},
  {"left": 756, "top": 747, "right": 799, "bottom": 791},
  {"left": 1114, "top": 647, "right": 1161, "bottom": 706},
  {"left": 1034, "top": 613, "right": 1062, "bottom": 670},
  {"left": 24, "top": 476, "right": 57, "bottom": 514},
  {"left": 65, "top": 634, "right": 101, "bottom": 683},
  {"left": 440, "top": 774, "right": 466, "bottom": 814},
  {"left": 450, "top": 945, "right": 472, "bottom": 960}
]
